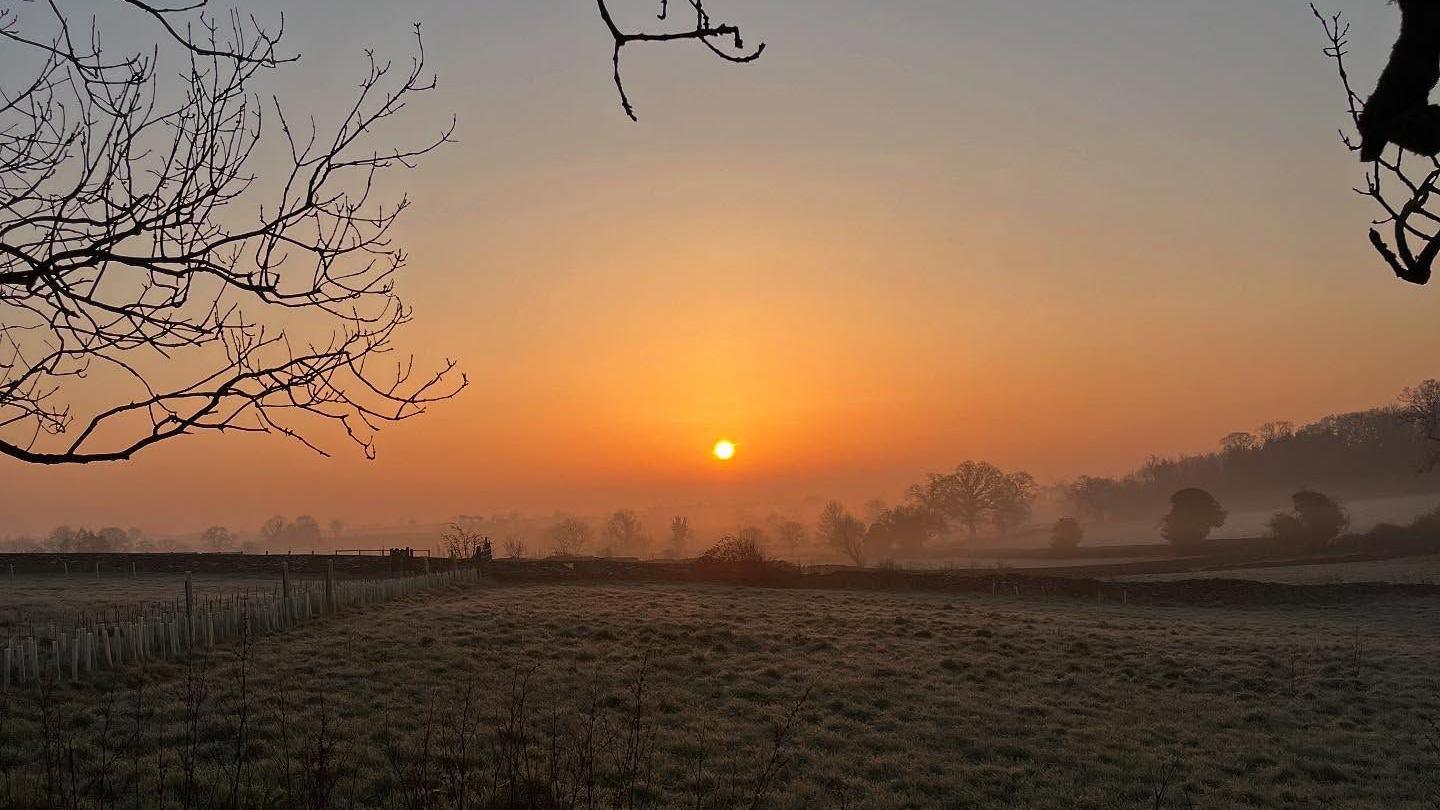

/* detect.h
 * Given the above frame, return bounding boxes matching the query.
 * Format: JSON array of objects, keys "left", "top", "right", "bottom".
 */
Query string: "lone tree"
[
  {"left": 1269, "top": 490, "right": 1350, "bottom": 553},
  {"left": 546, "top": 517, "right": 592, "bottom": 557},
  {"left": 502, "top": 535, "right": 527, "bottom": 559},
  {"left": 990, "top": 471, "right": 1038, "bottom": 537},
  {"left": 441, "top": 522, "right": 484, "bottom": 559},
  {"left": 201, "top": 525, "right": 237, "bottom": 552},
  {"left": 908, "top": 460, "right": 1004, "bottom": 539},
  {"left": 1400, "top": 379, "right": 1440, "bottom": 468},
  {"left": 774, "top": 519, "right": 808, "bottom": 560},
  {"left": 817, "top": 500, "right": 867, "bottom": 567},
  {"left": 0, "top": 1, "right": 761, "bottom": 464},
  {"left": 602, "top": 509, "right": 648, "bottom": 557},
  {"left": 1050, "top": 517, "right": 1084, "bottom": 554},
  {"left": 1160, "top": 488, "right": 1227, "bottom": 550},
  {"left": 667, "top": 515, "right": 692, "bottom": 559}
]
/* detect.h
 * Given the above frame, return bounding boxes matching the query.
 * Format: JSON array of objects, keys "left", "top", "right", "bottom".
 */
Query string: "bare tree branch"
[
  {"left": 1315, "top": 4, "right": 1440, "bottom": 285},
  {"left": 595, "top": 0, "right": 764, "bottom": 120},
  {"left": 0, "top": 1, "right": 464, "bottom": 464},
  {"left": 1, "top": 0, "right": 763, "bottom": 465}
]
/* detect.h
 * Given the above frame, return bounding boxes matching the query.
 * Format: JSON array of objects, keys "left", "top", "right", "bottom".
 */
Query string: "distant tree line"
[
  {"left": 1062, "top": 380, "right": 1440, "bottom": 524},
  {"left": 0, "top": 526, "right": 150, "bottom": 553},
  {"left": 0, "top": 513, "right": 347, "bottom": 553},
  {"left": 10, "top": 383, "right": 1436, "bottom": 565},
  {"left": 524, "top": 457, "right": 1043, "bottom": 567},
  {"left": 258, "top": 515, "right": 324, "bottom": 549},
  {"left": 458, "top": 380, "right": 1440, "bottom": 567}
]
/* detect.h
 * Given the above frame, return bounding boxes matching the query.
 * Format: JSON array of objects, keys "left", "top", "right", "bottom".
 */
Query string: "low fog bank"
[{"left": 6, "top": 380, "right": 1440, "bottom": 566}]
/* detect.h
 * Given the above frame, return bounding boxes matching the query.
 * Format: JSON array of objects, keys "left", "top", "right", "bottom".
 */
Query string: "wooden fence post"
[
  {"left": 281, "top": 562, "right": 291, "bottom": 625},
  {"left": 184, "top": 572, "right": 194, "bottom": 653},
  {"left": 324, "top": 559, "right": 335, "bottom": 615}
]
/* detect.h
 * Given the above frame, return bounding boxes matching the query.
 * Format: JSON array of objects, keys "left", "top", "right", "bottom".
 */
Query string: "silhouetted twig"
[
  {"left": 1314, "top": 5, "right": 1440, "bottom": 285},
  {"left": 594, "top": 0, "right": 764, "bottom": 120}
]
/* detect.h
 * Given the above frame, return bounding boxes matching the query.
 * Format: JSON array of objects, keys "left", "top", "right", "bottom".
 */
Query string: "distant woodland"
[{"left": 1063, "top": 380, "right": 1440, "bottom": 524}]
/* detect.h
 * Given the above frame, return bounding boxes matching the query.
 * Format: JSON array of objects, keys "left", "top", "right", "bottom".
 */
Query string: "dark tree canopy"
[
  {"left": 1160, "top": 488, "right": 1227, "bottom": 548},
  {"left": 1269, "top": 490, "right": 1350, "bottom": 553},
  {"left": 1316, "top": 5, "right": 1440, "bottom": 285},
  {"left": 1356, "top": 0, "right": 1440, "bottom": 163},
  {"left": 1050, "top": 517, "right": 1083, "bottom": 553},
  {"left": 866, "top": 503, "right": 943, "bottom": 558},
  {"left": 905, "top": 460, "right": 1037, "bottom": 540},
  {"left": 907, "top": 460, "right": 1003, "bottom": 539}
]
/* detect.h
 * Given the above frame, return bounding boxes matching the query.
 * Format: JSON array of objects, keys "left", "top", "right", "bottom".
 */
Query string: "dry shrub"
[{"left": 694, "top": 537, "right": 798, "bottom": 584}]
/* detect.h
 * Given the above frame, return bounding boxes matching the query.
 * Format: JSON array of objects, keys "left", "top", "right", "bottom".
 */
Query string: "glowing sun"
[{"left": 712, "top": 439, "right": 736, "bottom": 461}]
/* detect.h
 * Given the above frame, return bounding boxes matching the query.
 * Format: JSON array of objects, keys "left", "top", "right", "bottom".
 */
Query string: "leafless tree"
[
  {"left": 259, "top": 515, "right": 286, "bottom": 547},
  {"left": 0, "top": 1, "right": 463, "bottom": 464},
  {"left": 816, "top": 500, "right": 866, "bottom": 568},
  {"left": 602, "top": 508, "right": 648, "bottom": 557},
  {"left": 990, "top": 471, "right": 1037, "bottom": 537},
  {"left": 774, "top": 519, "right": 807, "bottom": 560},
  {"left": 594, "top": 0, "right": 764, "bottom": 120},
  {"left": 667, "top": 515, "right": 692, "bottom": 558},
  {"left": 1315, "top": 6, "right": 1440, "bottom": 285},
  {"left": 441, "top": 522, "right": 483, "bottom": 559},
  {"left": 1400, "top": 378, "right": 1440, "bottom": 467},
  {"left": 908, "top": 460, "right": 1004, "bottom": 540},
  {"left": 546, "top": 516, "right": 592, "bottom": 557},
  {"left": 501, "top": 534, "right": 526, "bottom": 559},
  {"left": 201, "top": 525, "right": 236, "bottom": 552}
]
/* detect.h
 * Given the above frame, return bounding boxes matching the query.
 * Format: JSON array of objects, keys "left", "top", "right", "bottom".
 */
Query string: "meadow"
[{"left": 0, "top": 570, "right": 1437, "bottom": 809}]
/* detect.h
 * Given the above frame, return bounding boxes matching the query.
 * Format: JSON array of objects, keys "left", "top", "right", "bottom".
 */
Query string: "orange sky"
[{"left": 3, "top": 0, "right": 1438, "bottom": 536}]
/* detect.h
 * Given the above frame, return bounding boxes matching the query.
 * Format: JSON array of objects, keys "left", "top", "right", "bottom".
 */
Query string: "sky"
[{"left": 4, "top": 0, "right": 1440, "bottom": 536}]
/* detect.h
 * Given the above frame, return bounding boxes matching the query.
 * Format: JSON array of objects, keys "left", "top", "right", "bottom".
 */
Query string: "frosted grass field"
[{"left": 1, "top": 579, "right": 1436, "bottom": 808}]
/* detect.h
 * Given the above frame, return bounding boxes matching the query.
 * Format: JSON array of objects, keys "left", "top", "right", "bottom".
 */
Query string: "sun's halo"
[{"left": 712, "top": 439, "right": 736, "bottom": 461}]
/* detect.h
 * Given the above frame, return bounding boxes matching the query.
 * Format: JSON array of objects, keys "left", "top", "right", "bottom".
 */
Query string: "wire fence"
[{"left": 2, "top": 560, "right": 479, "bottom": 688}]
